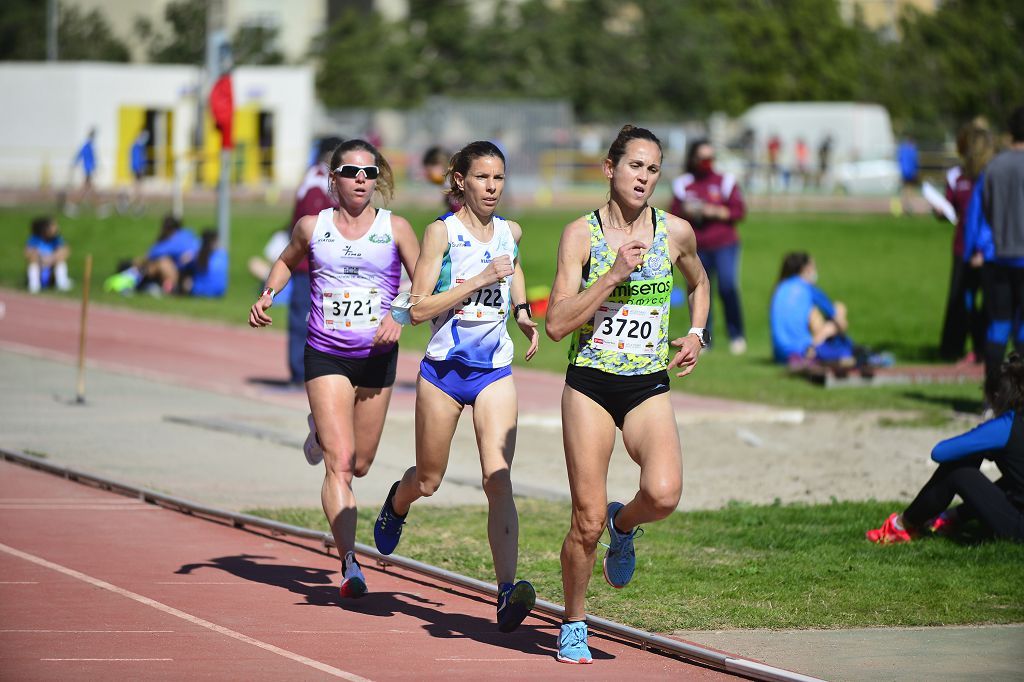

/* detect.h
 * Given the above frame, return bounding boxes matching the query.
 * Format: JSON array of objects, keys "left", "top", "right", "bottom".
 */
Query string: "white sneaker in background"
[
  {"left": 303, "top": 413, "right": 324, "bottom": 466},
  {"left": 729, "top": 337, "right": 748, "bottom": 355}
]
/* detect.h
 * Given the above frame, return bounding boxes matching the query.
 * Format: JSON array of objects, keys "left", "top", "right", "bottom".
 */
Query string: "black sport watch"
[{"left": 514, "top": 302, "right": 532, "bottom": 319}]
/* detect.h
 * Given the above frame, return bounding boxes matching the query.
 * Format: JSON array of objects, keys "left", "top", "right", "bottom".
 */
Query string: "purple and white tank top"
[{"left": 307, "top": 207, "right": 401, "bottom": 358}]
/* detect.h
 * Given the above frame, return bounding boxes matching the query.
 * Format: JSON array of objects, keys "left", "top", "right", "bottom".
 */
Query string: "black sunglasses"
[{"left": 334, "top": 164, "right": 380, "bottom": 179}]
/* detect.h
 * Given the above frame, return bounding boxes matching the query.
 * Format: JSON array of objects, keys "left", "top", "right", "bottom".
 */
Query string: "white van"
[{"left": 735, "top": 101, "right": 899, "bottom": 194}]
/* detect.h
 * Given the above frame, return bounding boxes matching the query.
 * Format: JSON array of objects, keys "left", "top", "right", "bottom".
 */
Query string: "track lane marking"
[{"left": 0, "top": 542, "right": 372, "bottom": 682}]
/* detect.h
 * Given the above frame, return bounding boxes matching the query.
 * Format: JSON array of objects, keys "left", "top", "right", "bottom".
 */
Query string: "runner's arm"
[
  {"left": 408, "top": 221, "right": 511, "bottom": 324},
  {"left": 546, "top": 219, "right": 640, "bottom": 341},
  {"left": 249, "top": 216, "right": 313, "bottom": 327}
]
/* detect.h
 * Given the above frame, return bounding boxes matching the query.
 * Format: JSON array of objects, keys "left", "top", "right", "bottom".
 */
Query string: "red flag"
[{"left": 209, "top": 74, "right": 234, "bottom": 149}]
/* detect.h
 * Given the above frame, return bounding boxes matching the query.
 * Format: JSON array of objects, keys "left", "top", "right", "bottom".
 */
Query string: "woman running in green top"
[{"left": 545, "top": 125, "right": 710, "bottom": 664}]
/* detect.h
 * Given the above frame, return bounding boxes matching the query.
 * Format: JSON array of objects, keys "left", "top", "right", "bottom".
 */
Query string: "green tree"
[
  {"left": 138, "top": 0, "right": 206, "bottom": 65},
  {"left": 232, "top": 24, "right": 284, "bottom": 66},
  {"left": 0, "top": 0, "right": 129, "bottom": 62}
]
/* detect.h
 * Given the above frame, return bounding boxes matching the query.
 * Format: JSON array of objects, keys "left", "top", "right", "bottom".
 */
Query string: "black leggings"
[{"left": 903, "top": 456, "right": 1024, "bottom": 541}]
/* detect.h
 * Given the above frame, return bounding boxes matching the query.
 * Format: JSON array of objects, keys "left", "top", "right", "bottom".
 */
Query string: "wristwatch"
[
  {"left": 687, "top": 327, "right": 709, "bottom": 348},
  {"left": 514, "top": 302, "right": 532, "bottom": 319}
]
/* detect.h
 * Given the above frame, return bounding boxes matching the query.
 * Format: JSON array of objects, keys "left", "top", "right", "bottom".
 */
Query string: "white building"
[{"left": 0, "top": 62, "right": 314, "bottom": 191}]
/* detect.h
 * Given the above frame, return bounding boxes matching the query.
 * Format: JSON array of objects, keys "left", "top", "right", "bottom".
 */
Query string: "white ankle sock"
[
  {"left": 27, "top": 263, "right": 41, "bottom": 293},
  {"left": 55, "top": 262, "right": 70, "bottom": 289},
  {"left": 891, "top": 515, "right": 905, "bottom": 531}
]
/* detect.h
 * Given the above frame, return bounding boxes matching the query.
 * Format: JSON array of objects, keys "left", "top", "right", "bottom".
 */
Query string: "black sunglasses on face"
[{"left": 335, "top": 164, "right": 380, "bottom": 179}]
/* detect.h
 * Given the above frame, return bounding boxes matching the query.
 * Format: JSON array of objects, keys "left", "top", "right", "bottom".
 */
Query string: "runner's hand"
[
  {"left": 668, "top": 334, "right": 702, "bottom": 377},
  {"left": 372, "top": 314, "right": 403, "bottom": 346},
  {"left": 476, "top": 254, "right": 514, "bottom": 287},
  {"left": 610, "top": 240, "right": 648, "bottom": 283},
  {"left": 516, "top": 310, "right": 539, "bottom": 361},
  {"left": 249, "top": 293, "right": 274, "bottom": 328}
]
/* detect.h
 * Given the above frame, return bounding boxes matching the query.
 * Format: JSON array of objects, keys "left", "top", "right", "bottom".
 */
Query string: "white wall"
[{"left": 0, "top": 62, "right": 313, "bottom": 189}]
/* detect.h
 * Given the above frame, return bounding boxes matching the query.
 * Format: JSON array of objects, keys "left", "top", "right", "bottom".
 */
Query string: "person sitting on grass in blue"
[
  {"left": 181, "top": 229, "right": 228, "bottom": 298},
  {"left": 141, "top": 213, "right": 201, "bottom": 295},
  {"left": 867, "top": 352, "right": 1024, "bottom": 544},
  {"left": 770, "top": 251, "right": 853, "bottom": 366},
  {"left": 25, "top": 216, "right": 72, "bottom": 293}
]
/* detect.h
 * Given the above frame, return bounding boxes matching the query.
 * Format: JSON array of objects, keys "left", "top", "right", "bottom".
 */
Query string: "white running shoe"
[
  {"left": 339, "top": 551, "right": 367, "bottom": 598},
  {"left": 303, "top": 413, "right": 324, "bottom": 466},
  {"left": 729, "top": 337, "right": 748, "bottom": 355}
]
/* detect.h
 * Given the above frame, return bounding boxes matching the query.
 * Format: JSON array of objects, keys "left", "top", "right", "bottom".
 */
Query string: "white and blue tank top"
[{"left": 424, "top": 213, "right": 517, "bottom": 369}]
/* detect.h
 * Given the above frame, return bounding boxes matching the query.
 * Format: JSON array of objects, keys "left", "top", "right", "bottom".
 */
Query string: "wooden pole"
[{"left": 75, "top": 253, "right": 93, "bottom": 404}]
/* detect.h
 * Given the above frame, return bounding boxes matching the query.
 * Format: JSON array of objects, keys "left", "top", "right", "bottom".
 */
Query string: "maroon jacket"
[
  {"left": 944, "top": 166, "right": 975, "bottom": 259},
  {"left": 669, "top": 170, "right": 746, "bottom": 251},
  {"left": 290, "top": 164, "right": 338, "bottom": 274}
]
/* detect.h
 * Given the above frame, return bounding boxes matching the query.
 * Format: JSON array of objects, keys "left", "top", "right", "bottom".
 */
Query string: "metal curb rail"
[{"left": 1, "top": 448, "right": 821, "bottom": 682}]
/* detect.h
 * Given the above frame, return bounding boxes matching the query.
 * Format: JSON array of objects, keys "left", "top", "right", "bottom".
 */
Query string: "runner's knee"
[
  {"left": 415, "top": 474, "right": 442, "bottom": 498},
  {"left": 481, "top": 468, "right": 512, "bottom": 499},
  {"left": 571, "top": 507, "right": 607, "bottom": 544},
  {"left": 641, "top": 482, "right": 681, "bottom": 519}
]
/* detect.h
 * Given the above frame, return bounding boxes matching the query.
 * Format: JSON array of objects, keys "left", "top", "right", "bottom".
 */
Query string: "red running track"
[{"left": 0, "top": 460, "right": 735, "bottom": 680}]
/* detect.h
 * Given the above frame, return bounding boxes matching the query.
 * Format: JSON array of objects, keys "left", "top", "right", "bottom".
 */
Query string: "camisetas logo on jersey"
[
  {"left": 368, "top": 233, "right": 392, "bottom": 244},
  {"left": 611, "top": 280, "right": 671, "bottom": 298},
  {"left": 341, "top": 244, "right": 363, "bottom": 258}
]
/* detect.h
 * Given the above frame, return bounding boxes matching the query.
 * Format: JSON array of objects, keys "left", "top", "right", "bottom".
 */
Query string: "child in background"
[{"left": 25, "top": 216, "right": 72, "bottom": 293}]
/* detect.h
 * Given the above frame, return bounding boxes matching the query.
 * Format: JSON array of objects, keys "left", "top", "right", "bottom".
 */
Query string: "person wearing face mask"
[
  {"left": 669, "top": 138, "right": 748, "bottom": 354},
  {"left": 770, "top": 251, "right": 851, "bottom": 365}
]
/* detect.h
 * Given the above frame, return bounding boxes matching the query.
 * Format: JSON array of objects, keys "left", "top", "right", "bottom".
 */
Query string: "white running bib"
[
  {"left": 454, "top": 277, "right": 506, "bottom": 322},
  {"left": 322, "top": 287, "right": 381, "bottom": 331},
  {"left": 592, "top": 302, "right": 660, "bottom": 355}
]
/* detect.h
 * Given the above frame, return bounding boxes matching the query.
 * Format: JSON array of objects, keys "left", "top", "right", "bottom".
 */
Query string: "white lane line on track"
[{"left": 0, "top": 542, "right": 372, "bottom": 682}]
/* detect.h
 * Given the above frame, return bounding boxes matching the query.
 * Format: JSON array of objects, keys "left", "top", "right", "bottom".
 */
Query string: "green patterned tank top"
[{"left": 568, "top": 207, "right": 672, "bottom": 375}]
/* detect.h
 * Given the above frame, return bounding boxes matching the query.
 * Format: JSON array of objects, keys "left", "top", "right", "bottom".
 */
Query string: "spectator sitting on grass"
[
  {"left": 25, "top": 216, "right": 72, "bottom": 293},
  {"left": 181, "top": 229, "right": 228, "bottom": 298},
  {"left": 867, "top": 352, "right": 1024, "bottom": 544},
  {"left": 140, "top": 213, "right": 200, "bottom": 294},
  {"left": 770, "top": 251, "right": 852, "bottom": 365}
]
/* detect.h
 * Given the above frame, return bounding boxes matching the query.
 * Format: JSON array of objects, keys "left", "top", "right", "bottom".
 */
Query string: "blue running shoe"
[
  {"left": 497, "top": 580, "right": 536, "bottom": 633},
  {"left": 602, "top": 501, "right": 643, "bottom": 589},
  {"left": 373, "top": 481, "right": 406, "bottom": 555},
  {"left": 556, "top": 621, "right": 592, "bottom": 664}
]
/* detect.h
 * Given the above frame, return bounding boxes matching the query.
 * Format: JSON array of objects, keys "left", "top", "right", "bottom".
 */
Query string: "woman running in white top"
[{"left": 373, "top": 141, "right": 540, "bottom": 633}]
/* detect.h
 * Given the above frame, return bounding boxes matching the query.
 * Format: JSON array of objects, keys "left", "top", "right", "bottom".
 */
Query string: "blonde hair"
[{"left": 329, "top": 139, "right": 395, "bottom": 204}]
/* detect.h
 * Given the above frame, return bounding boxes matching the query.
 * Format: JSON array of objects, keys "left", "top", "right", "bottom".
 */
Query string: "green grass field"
[
  {"left": 249, "top": 500, "right": 1024, "bottom": 631},
  {"left": 1, "top": 202, "right": 981, "bottom": 412}
]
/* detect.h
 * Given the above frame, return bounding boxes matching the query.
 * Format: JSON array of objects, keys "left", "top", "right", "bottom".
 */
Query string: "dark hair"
[
  {"left": 606, "top": 125, "right": 662, "bottom": 167},
  {"left": 422, "top": 146, "right": 448, "bottom": 167},
  {"left": 159, "top": 213, "right": 181, "bottom": 240},
  {"left": 31, "top": 216, "right": 53, "bottom": 239},
  {"left": 778, "top": 251, "right": 811, "bottom": 283},
  {"left": 197, "top": 229, "right": 218, "bottom": 272},
  {"left": 317, "top": 136, "right": 343, "bottom": 162},
  {"left": 329, "top": 138, "right": 394, "bottom": 203},
  {"left": 988, "top": 353, "right": 1024, "bottom": 415},
  {"left": 1008, "top": 105, "right": 1024, "bottom": 143},
  {"left": 684, "top": 137, "right": 712, "bottom": 175},
  {"left": 445, "top": 141, "right": 505, "bottom": 202}
]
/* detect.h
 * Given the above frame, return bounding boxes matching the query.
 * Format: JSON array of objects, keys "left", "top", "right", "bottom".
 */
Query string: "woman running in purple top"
[{"left": 249, "top": 139, "right": 420, "bottom": 598}]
